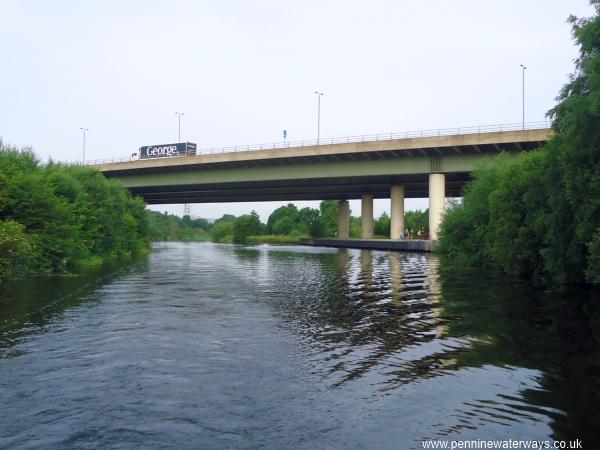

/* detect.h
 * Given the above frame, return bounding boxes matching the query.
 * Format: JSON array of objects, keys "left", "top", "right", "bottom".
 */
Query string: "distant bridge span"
[{"left": 92, "top": 122, "right": 553, "bottom": 240}]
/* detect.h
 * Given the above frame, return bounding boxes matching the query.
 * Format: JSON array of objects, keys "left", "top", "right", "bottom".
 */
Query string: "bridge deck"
[{"left": 94, "top": 127, "right": 552, "bottom": 204}]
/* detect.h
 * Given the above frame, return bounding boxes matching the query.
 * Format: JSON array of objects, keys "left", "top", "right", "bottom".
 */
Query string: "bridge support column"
[
  {"left": 338, "top": 200, "right": 350, "bottom": 239},
  {"left": 361, "top": 194, "right": 374, "bottom": 239},
  {"left": 390, "top": 185, "right": 405, "bottom": 240},
  {"left": 429, "top": 173, "right": 445, "bottom": 241}
]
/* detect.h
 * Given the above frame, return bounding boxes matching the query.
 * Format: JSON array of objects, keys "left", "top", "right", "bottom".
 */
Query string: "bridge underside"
[{"left": 132, "top": 173, "right": 471, "bottom": 204}]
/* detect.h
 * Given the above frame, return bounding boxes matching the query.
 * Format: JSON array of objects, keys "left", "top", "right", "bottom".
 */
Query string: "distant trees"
[
  {"left": 318, "top": 201, "right": 339, "bottom": 237},
  {"left": 146, "top": 211, "right": 209, "bottom": 241},
  {"left": 374, "top": 212, "right": 390, "bottom": 237},
  {"left": 405, "top": 209, "right": 428, "bottom": 238},
  {"left": 210, "top": 221, "right": 233, "bottom": 243},
  {"left": 438, "top": 4, "right": 600, "bottom": 285},
  {"left": 232, "top": 211, "right": 262, "bottom": 243},
  {"left": 206, "top": 200, "right": 431, "bottom": 244}
]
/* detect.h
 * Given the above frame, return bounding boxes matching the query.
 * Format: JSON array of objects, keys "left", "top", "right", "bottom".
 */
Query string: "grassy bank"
[{"left": 246, "top": 235, "right": 305, "bottom": 245}]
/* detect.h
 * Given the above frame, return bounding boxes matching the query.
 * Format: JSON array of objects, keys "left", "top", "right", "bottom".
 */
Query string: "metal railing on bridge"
[{"left": 81, "top": 120, "right": 551, "bottom": 166}]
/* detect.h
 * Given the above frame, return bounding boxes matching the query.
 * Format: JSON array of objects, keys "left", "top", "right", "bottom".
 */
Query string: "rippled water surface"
[{"left": 1, "top": 242, "right": 599, "bottom": 449}]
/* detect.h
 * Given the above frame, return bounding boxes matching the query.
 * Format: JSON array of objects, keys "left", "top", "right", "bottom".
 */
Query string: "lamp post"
[
  {"left": 314, "top": 91, "right": 324, "bottom": 144},
  {"left": 175, "top": 112, "right": 188, "bottom": 217},
  {"left": 80, "top": 127, "right": 89, "bottom": 163},
  {"left": 175, "top": 112, "right": 184, "bottom": 141},
  {"left": 520, "top": 64, "right": 527, "bottom": 129}
]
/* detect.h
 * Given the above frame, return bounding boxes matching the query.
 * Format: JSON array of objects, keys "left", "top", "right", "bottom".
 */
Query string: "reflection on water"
[{"left": 0, "top": 242, "right": 599, "bottom": 449}]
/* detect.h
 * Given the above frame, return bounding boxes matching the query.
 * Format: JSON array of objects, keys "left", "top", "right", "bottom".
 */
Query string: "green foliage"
[
  {"left": 0, "top": 143, "right": 150, "bottom": 281},
  {"left": 213, "top": 214, "right": 236, "bottom": 226},
  {"left": 210, "top": 221, "right": 234, "bottom": 243},
  {"left": 272, "top": 216, "right": 294, "bottom": 235},
  {"left": 246, "top": 234, "right": 303, "bottom": 245},
  {"left": 232, "top": 213, "right": 262, "bottom": 243},
  {"left": 298, "top": 207, "right": 323, "bottom": 237},
  {"left": 266, "top": 204, "right": 298, "bottom": 234},
  {"left": 374, "top": 212, "right": 390, "bottom": 237},
  {"left": 318, "top": 200, "right": 339, "bottom": 237},
  {"left": 0, "top": 220, "right": 38, "bottom": 281},
  {"left": 405, "top": 209, "right": 429, "bottom": 238},
  {"left": 349, "top": 216, "right": 361, "bottom": 238},
  {"left": 146, "top": 211, "right": 209, "bottom": 241},
  {"left": 439, "top": 2, "right": 600, "bottom": 285},
  {"left": 586, "top": 228, "right": 600, "bottom": 283}
]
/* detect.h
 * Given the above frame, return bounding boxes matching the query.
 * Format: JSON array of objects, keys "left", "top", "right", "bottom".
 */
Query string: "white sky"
[{"left": 1, "top": 0, "right": 593, "bottom": 221}]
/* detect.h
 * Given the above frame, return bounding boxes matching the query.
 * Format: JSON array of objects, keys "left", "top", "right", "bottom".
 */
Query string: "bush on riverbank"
[
  {"left": 0, "top": 144, "right": 149, "bottom": 282},
  {"left": 438, "top": 5, "right": 600, "bottom": 285}
]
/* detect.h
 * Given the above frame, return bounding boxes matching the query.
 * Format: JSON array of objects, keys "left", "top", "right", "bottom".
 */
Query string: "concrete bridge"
[{"left": 92, "top": 123, "right": 552, "bottom": 240}]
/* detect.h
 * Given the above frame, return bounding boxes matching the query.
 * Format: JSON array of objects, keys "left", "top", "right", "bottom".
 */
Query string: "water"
[{"left": 1, "top": 242, "right": 599, "bottom": 449}]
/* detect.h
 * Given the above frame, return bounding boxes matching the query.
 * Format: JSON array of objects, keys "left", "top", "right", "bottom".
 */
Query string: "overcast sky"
[{"left": 1, "top": 0, "right": 593, "bottom": 221}]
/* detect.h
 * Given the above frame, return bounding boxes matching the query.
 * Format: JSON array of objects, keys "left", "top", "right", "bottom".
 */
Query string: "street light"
[
  {"left": 314, "top": 91, "right": 324, "bottom": 144},
  {"left": 80, "top": 127, "right": 89, "bottom": 163},
  {"left": 175, "top": 112, "right": 184, "bottom": 141},
  {"left": 175, "top": 112, "right": 188, "bottom": 217},
  {"left": 520, "top": 64, "right": 527, "bottom": 129}
]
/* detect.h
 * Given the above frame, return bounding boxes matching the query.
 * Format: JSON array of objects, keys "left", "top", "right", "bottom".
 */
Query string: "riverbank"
[{"left": 0, "top": 145, "right": 150, "bottom": 283}]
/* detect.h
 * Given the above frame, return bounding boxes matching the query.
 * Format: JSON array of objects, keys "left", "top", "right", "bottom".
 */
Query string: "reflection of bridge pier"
[
  {"left": 388, "top": 252, "right": 404, "bottom": 303},
  {"left": 360, "top": 250, "right": 373, "bottom": 290}
]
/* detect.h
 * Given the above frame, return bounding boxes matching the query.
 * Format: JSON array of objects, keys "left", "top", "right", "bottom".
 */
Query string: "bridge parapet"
[{"left": 81, "top": 121, "right": 551, "bottom": 166}]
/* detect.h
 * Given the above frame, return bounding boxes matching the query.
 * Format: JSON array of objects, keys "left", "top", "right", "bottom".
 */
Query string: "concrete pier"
[
  {"left": 338, "top": 200, "right": 350, "bottom": 239},
  {"left": 429, "top": 173, "right": 445, "bottom": 241},
  {"left": 361, "top": 194, "right": 374, "bottom": 239},
  {"left": 390, "top": 185, "right": 405, "bottom": 240}
]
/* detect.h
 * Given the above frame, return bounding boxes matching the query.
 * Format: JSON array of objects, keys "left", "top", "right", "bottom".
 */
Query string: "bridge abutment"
[{"left": 390, "top": 185, "right": 405, "bottom": 240}]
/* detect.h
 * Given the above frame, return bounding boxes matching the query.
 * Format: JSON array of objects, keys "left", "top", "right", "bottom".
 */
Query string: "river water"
[{"left": 1, "top": 242, "right": 599, "bottom": 449}]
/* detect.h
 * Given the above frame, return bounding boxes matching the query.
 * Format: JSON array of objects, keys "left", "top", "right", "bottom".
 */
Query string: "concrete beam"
[{"left": 110, "top": 154, "right": 500, "bottom": 191}]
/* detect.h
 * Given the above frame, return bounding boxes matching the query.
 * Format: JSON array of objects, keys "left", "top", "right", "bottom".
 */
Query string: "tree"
[
  {"left": 232, "top": 214, "right": 262, "bottom": 243},
  {"left": 297, "top": 207, "right": 323, "bottom": 237},
  {"left": 272, "top": 216, "right": 294, "bottom": 235},
  {"left": 191, "top": 218, "right": 209, "bottom": 230},
  {"left": 210, "top": 221, "right": 233, "bottom": 242},
  {"left": 0, "top": 143, "right": 150, "bottom": 280},
  {"left": 213, "top": 214, "right": 236, "bottom": 226},
  {"left": 0, "top": 220, "right": 38, "bottom": 281},
  {"left": 543, "top": 4, "right": 600, "bottom": 283},
  {"left": 439, "top": 3, "right": 600, "bottom": 284},
  {"left": 318, "top": 200, "right": 338, "bottom": 237},
  {"left": 374, "top": 212, "right": 390, "bottom": 237},
  {"left": 405, "top": 209, "right": 429, "bottom": 238},
  {"left": 266, "top": 204, "right": 298, "bottom": 234}
]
